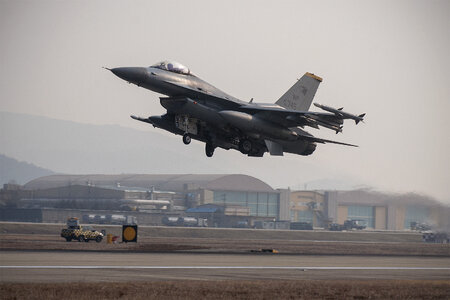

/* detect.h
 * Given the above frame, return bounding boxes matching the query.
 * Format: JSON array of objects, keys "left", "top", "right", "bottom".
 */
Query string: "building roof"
[
  {"left": 186, "top": 207, "right": 219, "bottom": 213},
  {"left": 24, "top": 174, "right": 275, "bottom": 193},
  {"left": 328, "top": 189, "right": 442, "bottom": 206}
]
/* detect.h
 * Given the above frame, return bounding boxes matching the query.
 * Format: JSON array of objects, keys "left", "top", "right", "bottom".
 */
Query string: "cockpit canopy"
[{"left": 151, "top": 61, "right": 190, "bottom": 75}]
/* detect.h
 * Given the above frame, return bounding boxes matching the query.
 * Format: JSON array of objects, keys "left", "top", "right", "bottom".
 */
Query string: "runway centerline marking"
[{"left": 1, "top": 266, "right": 449, "bottom": 270}]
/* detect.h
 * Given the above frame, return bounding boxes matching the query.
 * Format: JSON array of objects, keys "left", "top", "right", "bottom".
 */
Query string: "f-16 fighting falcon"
[{"left": 107, "top": 61, "right": 364, "bottom": 157}]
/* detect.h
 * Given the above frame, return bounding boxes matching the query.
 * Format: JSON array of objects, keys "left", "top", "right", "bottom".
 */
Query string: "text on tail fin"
[{"left": 275, "top": 72, "right": 322, "bottom": 111}]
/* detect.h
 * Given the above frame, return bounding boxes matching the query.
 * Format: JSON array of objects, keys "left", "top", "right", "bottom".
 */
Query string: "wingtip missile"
[{"left": 314, "top": 103, "right": 365, "bottom": 125}]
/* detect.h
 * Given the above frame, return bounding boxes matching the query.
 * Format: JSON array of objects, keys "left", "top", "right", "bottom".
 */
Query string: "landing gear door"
[{"left": 175, "top": 115, "right": 198, "bottom": 135}]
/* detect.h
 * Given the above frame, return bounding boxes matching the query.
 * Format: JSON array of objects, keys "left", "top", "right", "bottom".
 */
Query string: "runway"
[
  {"left": 1, "top": 251, "right": 449, "bottom": 282},
  {"left": 4, "top": 266, "right": 449, "bottom": 270}
]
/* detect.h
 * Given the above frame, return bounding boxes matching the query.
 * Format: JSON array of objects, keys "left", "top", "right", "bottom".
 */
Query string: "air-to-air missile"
[{"left": 313, "top": 103, "right": 365, "bottom": 124}]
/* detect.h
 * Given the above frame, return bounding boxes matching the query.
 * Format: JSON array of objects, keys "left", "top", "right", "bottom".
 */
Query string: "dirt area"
[
  {"left": 1, "top": 233, "right": 449, "bottom": 256},
  {"left": 0, "top": 222, "right": 423, "bottom": 242},
  {"left": 0, "top": 222, "right": 449, "bottom": 256},
  {"left": 1, "top": 280, "right": 449, "bottom": 299}
]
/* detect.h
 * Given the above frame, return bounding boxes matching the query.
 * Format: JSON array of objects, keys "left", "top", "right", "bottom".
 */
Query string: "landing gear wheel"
[
  {"left": 182, "top": 133, "right": 191, "bottom": 145},
  {"left": 78, "top": 235, "right": 85, "bottom": 242},
  {"left": 205, "top": 143, "right": 215, "bottom": 157},
  {"left": 65, "top": 237, "right": 72, "bottom": 242},
  {"left": 239, "top": 139, "right": 252, "bottom": 154},
  {"left": 95, "top": 236, "right": 103, "bottom": 243}
]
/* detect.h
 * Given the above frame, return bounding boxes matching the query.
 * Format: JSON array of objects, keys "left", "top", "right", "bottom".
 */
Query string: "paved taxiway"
[{"left": 1, "top": 251, "right": 449, "bottom": 282}]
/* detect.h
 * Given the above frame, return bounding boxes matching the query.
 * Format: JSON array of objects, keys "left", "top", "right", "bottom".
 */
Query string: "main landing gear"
[
  {"left": 205, "top": 143, "right": 215, "bottom": 157},
  {"left": 183, "top": 132, "right": 215, "bottom": 157},
  {"left": 238, "top": 139, "right": 252, "bottom": 154},
  {"left": 182, "top": 133, "right": 191, "bottom": 145}
]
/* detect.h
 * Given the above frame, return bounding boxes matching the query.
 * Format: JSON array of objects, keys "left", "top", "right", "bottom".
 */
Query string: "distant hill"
[
  {"left": 0, "top": 111, "right": 225, "bottom": 175},
  {"left": 0, "top": 154, "right": 54, "bottom": 186},
  {"left": 0, "top": 111, "right": 364, "bottom": 189}
]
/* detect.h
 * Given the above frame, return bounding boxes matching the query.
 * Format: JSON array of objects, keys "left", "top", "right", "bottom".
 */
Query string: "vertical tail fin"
[{"left": 275, "top": 72, "right": 322, "bottom": 111}]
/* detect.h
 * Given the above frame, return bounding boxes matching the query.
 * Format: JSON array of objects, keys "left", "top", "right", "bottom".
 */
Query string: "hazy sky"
[{"left": 1, "top": 1, "right": 449, "bottom": 202}]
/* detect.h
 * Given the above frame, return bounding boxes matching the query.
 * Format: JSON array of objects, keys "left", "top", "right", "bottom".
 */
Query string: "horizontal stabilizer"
[
  {"left": 310, "top": 137, "right": 358, "bottom": 147},
  {"left": 291, "top": 127, "right": 358, "bottom": 147},
  {"left": 264, "top": 140, "right": 284, "bottom": 156}
]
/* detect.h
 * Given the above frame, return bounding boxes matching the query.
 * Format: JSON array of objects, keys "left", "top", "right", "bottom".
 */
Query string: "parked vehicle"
[
  {"left": 290, "top": 222, "right": 313, "bottom": 230},
  {"left": 328, "top": 219, "right": 366, "bottom": 231},
  {"left": 60, "top": 217, "right": 103, "bottom": 242},
  {"left": 423, "top": 231, "right": 449, "bottom": 243},
  {"left": 162, "top": 216, "right": 208, "bottom": 227}
]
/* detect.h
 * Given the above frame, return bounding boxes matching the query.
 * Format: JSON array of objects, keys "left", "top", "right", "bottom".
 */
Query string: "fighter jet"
[{"left": 107, "top": 61, "right": 364, "bottom": 157}]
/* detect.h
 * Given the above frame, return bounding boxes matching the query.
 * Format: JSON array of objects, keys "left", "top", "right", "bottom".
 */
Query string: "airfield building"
[
  {"left": 1, "top": 174, "right": 448, "bottom": 230},
  {"left": 1, "top": 174, "right": 289, "bottom": 225},
  {"left": 290, "top": 190, "right": 448, "bottom": 230}
]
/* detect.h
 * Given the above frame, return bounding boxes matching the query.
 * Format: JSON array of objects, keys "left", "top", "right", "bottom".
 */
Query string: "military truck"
[
  {"left": 60, "top": 217, "right": 103, "bottom": 242},
  {"left": 423, "top": 231, "right": 449, "bottom": 243},
  {"left": 290, "top": 222, "right": 313, "bottom": 230},
  {"left": 344, "top": 219, "right": 366, "bottom": 230},
  {"left": 410, "top": 221, "right": 432, "bottom": 232},
  {"left": 328, "top": 220, "right": 366, "bottom": 231}
]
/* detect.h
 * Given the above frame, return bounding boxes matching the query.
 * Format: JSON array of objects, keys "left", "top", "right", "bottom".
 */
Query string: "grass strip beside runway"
[{"left": 1, "top": 280, "right": 449, "bottom": 299}]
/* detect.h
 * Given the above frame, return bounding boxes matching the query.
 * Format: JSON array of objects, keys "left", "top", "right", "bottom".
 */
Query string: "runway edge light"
[{"left": 122, "top": 225, "right": 138, "bottom": 243}]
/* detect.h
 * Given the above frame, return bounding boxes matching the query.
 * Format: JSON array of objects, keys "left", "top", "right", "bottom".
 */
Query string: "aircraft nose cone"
[{"left": 110, "top": 67, "right": 148, "bottom": 85}]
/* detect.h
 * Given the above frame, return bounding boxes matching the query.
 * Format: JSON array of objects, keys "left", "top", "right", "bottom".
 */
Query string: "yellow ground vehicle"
[{"left": 60, "top": 217, "right": 103, "bottom": 243}]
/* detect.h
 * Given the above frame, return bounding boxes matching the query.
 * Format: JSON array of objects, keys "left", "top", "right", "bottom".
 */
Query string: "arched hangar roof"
[{"left": 24, "top": 174, "right": 275, "bottom": 193}]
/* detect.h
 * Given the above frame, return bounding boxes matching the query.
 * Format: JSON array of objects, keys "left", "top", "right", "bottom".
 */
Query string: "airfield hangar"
[
  {"left": 1, "top": 174, "right": 447, "bottom": 230},
  {"left": 4, "top": 174, "right": 289, "bottom": 225},
  {"left": 289, "top": 190, "right": 449, "bottom": 231}
]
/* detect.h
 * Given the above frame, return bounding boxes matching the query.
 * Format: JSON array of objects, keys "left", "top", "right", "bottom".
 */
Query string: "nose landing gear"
[{"left": 182, "top": 133, "right": 191, "bottom": 145}]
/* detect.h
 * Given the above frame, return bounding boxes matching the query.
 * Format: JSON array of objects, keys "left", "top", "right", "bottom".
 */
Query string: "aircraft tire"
[
  {"left": 182, "top": 133, "right": 191, "bottom": 145},
  {"left": 239, "top": 139, "right": 252, "bottom": 154},
  {"left": 205, "top": 143, "right": 215, "bottom": 157}
]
